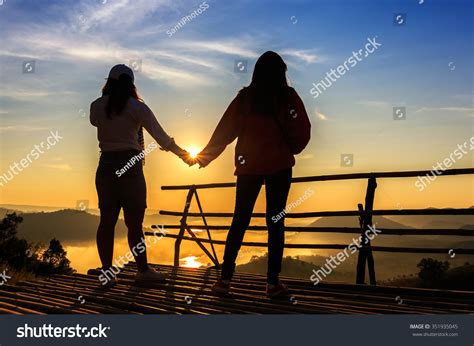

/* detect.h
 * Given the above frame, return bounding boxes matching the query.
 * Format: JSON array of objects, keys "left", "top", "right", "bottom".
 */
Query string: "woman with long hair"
[
  {"left": 90, "top": 64, "right": 193, "bottom": 287},
  {"left": 196, "top": 51, "right": 311, "bottom": 297}
]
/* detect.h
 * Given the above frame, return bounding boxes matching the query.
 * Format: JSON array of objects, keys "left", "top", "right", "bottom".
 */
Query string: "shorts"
[{"left": 95, "top": 150, "right": 147, "bottom": 210}]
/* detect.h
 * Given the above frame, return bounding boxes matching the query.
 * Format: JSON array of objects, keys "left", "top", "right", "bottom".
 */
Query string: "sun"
[{"left": 187, "top": 147, "right": 200, "bottom": 159}]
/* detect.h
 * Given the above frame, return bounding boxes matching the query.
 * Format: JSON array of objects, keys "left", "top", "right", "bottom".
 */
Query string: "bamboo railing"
[{"left": 145, "top": 167, "right": 474, "bottom": 285}]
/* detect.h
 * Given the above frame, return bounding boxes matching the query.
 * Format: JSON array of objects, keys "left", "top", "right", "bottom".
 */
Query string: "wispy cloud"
[
  {"left": 73, "top": 0, "right": 172, "bottom": 33},
  {"left": 1, "top": 1, "right": 325, "bottom": 90},
  {"left": 414, "top": 107, "right": 474, "bottom": 116},
  {"left": 0, "top": 88, "right": 77, "bottom": 101},
  {"left": 280, "top": 49, "right": 322, "bottom": 64},
  {"left": 1, "top": 30, "right": 216, "bottom": 87},
  {"left": 175, "top": 39, "right": 260, "bottom": 58},
  {"left": 0, "top": 125, "right": 48, "bottom": 133},
  {"left": 315, "top": 109, "right": 328, "bottom": 121}
]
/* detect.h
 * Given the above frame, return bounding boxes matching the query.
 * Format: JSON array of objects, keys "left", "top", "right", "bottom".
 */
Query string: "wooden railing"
[{"left": 145, "top": 167, "right": 474, "bottom": 285}]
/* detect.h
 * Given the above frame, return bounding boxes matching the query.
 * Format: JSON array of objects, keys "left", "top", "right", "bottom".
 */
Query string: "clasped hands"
[{"left": 178, "top": 149, "right": 206, "bottom": 168}]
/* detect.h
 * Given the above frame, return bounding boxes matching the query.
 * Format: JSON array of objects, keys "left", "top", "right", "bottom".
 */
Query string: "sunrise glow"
[
  {"left": 188, "top": 147, "right": 200, "bottom": 159},
  {"left": 180, "top": 256, "right": 203, "bottom": 268}
]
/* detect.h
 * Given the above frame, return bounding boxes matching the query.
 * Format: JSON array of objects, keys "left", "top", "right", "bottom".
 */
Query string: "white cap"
[{"left": 107, "top": 64, "right": 134, "bottom": 83}]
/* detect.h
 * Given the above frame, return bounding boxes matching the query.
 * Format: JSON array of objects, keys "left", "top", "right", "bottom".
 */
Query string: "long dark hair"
[
  {"left": 241, "top": 51, "right": 289, "bottom": 116},
  {"left": 102, "top": 74, "right": 141, "bottom": 118}
]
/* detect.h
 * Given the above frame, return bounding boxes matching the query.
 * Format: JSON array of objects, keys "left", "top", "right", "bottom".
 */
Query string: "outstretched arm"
[
  {"left": 197, "top": 95, "right": 241, "bottom": 167},
  {"left": 136, "top": 102, "right": 194, "bottom": 166}
]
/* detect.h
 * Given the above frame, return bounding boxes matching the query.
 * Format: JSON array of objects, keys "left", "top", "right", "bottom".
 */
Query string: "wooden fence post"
[
  {"left": 356, "top": 176, "right": 377, "bottom": 285},
  {"left": 194, "top": 190, "right": 219, "bottom": 266},
  {"left": 174, "top": 186, "right": 195, "bottom": 267}
]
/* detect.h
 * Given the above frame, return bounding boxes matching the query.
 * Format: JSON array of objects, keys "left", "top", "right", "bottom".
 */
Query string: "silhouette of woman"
[
  {"left": 90, "top": 64, "right": 193, "bottom": 287},
  {"left": 196, "top": 51, "right": 311, "bottom": 297}
]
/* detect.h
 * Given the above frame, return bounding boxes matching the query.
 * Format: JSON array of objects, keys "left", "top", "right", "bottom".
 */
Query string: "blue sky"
[{"left": 0, "top": 0, "right": 472, "bottom": 209}]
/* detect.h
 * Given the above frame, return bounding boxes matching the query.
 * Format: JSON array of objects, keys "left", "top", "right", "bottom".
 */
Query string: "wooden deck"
[{"left": 0, "top": 264, "right": 473, "bottom": 314}]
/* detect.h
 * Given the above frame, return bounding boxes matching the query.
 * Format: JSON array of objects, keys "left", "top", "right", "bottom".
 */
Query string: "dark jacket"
[{"left": 199, "top": 87, "right": 311, "bottom": 175}]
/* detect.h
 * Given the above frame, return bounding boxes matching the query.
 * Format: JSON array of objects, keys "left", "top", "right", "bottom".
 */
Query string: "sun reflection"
[{"left": 180, "top": 255, "right": 203, "bottom": 268}]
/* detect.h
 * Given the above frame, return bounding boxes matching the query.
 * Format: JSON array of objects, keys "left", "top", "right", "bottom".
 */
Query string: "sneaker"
[
  {"left": 266, "top": 281, "right": 289, "bottom": 298},
  {"left": 211, "top": 279, "right": 230, "bottom": 294},
  {"left": 135, "top": 268, "right": 167, "bottom": 282}
]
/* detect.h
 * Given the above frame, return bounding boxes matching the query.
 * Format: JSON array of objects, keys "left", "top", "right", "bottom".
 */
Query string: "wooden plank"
[
  {"left": 0, "top": 301, "right": 45, "bottom": 315},
  {"left": 120, "top": 265, "right": 473, "bottom": 314},
  {"left": 161, "top": 168, "right": 474, "bottom": 190},
  {"left": 155, "top": 225, "right": 474, "bottom": 237},
  {"left": 159, "top": 208, "right": 474, "bottom": 218},
  {"left": 145, "top": 232, "right": 474, "bottom": 254},
  {"left": 1, "top": 263, "right": 473, "bottom": 315},
  {"left": 18, "top": 279, "right": 216, "bottom": 315},
  {"left": 117, "top": 268, "right": 456, "bottom": 314}
]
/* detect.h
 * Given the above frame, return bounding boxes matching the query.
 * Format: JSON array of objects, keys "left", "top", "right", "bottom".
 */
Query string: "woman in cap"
[{"left": 90, "top": 64, "right": 194, "bottom": 287}]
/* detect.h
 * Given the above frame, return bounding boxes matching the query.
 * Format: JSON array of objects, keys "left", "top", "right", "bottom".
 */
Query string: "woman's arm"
[
  {"left": 285, "top": 88, "right": 311, "bottom": 154},
  {"left": 197, "top": 95, "right": 241, "bottom": 167},
  {"left": 137, "top": 102, "right": 194, "bottom": 165},
  {"left": 89, "top": 101, "right": 98, "bottom": 127}
]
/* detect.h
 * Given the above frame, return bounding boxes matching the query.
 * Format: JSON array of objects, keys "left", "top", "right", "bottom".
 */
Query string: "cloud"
[
  {"left": 0, "top": 0, "right": 329, "bottom": 91},
  {"left": 175, "top": 39, "right": 260, "bottom": 58},
  {"left": 1, "top": 89, "right": 77, "bottom": 101},
  {"left": 280, "top": 49, "right": 322, "bottom": 64},
  {"left": 0, "top": 125, "right": 48, "bottom": 133},
  {"left": 414, "top": 107, "right": 474, "bottom": 116},
  {"left": 315, "top": 109, "right": 328, "bottom": 121},
  {"left": 143, "top": 62, "right": 213, "bottom": 87},
  {"left": 141, "top": 49, "right": 217, "bottom": 69},
  {"left": 73, "top": 0, "right": 172, "bottom": 33},
  {"left": 1, "top": 30, "right": 216, "bottom": 87},
  {"left": 0, "top": 1, "right": 326, "bottom": 90}
]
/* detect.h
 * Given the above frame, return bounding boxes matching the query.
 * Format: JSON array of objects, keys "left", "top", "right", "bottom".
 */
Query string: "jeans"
[{"left": 221, "top": 168, "right": 292, "bottom": 285}]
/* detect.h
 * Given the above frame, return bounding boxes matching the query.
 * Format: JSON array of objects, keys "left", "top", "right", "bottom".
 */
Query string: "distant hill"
[
  {"left": 299, "top": 206, "right": 473, "bottom": 231},
  {"left": 413, "top": 218, "right": 474, "bottom": 230},
  {"left": 288, "top": 215, "right": 415, "bottom": 248},
  {"left": 236, "top": 254, "right": 353, "bottom": 282},
  {"left": 15, "top": 209, "right": 128, "bottom": 245},
  {"left": 308, "top": 215, "right": 412, "bottom": 229},
  {"left": 0, "top": 204, "right": 67, "bottom": 214},
  {"left": 0, "top": 206, "right": 167, "bottom": 227},
  {"left": 387, "top": 211, "right": 474, "bottom": 230},
  {"left": 286, "top": 213, "right": 474, "bottom": 249},
  {"left": 1, "top": 208, "right": 174, "bottom": 246}
]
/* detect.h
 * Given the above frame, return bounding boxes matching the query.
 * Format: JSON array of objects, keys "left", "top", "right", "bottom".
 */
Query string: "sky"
[{"left": 0, "top": 0, "right": 473, "bottom": 213}]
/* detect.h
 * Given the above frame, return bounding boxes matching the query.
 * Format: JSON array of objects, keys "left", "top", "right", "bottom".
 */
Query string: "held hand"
[
  {"left": 180, "top": 151, "right": 196, "bottom": 167},
  {"left": 195, "top": 154, "right": 209, "bottom": 169}
]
